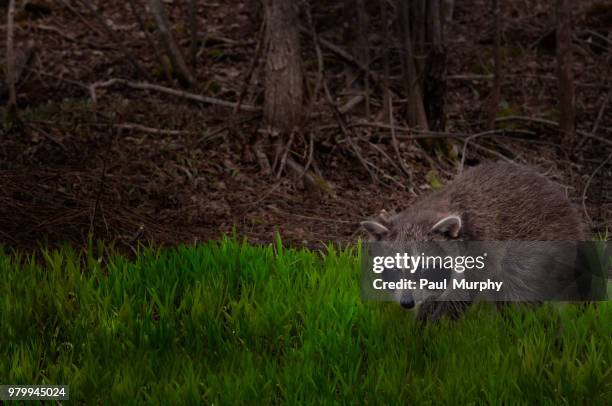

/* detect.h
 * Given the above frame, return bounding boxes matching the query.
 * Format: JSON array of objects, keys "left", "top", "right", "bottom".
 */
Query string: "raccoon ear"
[
  {"left": 431, "top": 215, "right": 462, "bottom": 238},
  {"left": 361, "top": 221, "right": 390, "bottom": 240},
  {"left": 376, "top": 209, "right": 392, "bottom": 223}
]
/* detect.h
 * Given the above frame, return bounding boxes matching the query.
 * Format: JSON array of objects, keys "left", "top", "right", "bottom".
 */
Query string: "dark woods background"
[{"left": 0, "top": 0, "right": 610, "bottom": 251}]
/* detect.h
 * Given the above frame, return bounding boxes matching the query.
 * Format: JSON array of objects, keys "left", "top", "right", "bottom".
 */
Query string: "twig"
[
  {"left": 495, "top": 115, "right": 612, "bottom": 147},
  {"left": 348, "top": 121, "right": 535, "bottom": 140},
  {"left": 449, "top": 73, "right": 608, "bottom": 89},
  {"left": 300, "top": 131, "right": 315, "bottom": 179},
  {"left": 591, "top": 89, "right": 611, "bottom": 137},
  {"left": 471, "top": 141, "right": 516, "bottom": 164},
  {"left": 25, "top": 66, "right": 90, "bottom": 90},
  {"left": 253, "top": 141, "right": 272, "bottom": 175},
  {"left": 276, "top": 129, "right": 296, "bottom": 179},
  {"left": 304, "top": 28, "right": 385, "bottom": 92},
  {"left": 459, "top": 133, "right": 480, "bottom": 173},
  {"left": 57, "top": 0, "right": 105, "bottom": 37},
  {"left": 74, "top": 0, "right": 152, "bottom": 81},
  {"left": 32, "top": 24, "right": 115, "bottom": 50},
  {"left": 114, "top": 123, "right": 190, "bottom": 136},
  {"left": 148, "top": 0, "right": 195, "bottom": 86},
  {"left": 204, "top": 35, "right": 256, "bottom": 47},
  {"left": 322, "top": 78, "right": 377, "bottom": 183},
  {"left": 284, "top": 157, "right": 334, "bottom": 196},
  {"left": 582, "top": 151, "right": 612, "bottom": 226},
  {"left": 579, "top": 29, "right": 612, "bottom": 47},
  {"left": 127, "top": 0, "right": 168, "bottom": 79},
  {"left": 90, "top": 119, "right": 116, "bottom": 238},
  {"left": 368, "top": 142, "right": 407, "bottom": 180},
  {"left": 266, "top": 205, "right": 354, "bottom": 224},
  {"left": 338, "top": 95, "right": 365, "bottom": 114},
  {"left": 27, "top": 123, "right": 67, "bottom": 151},
  {"left": 89, "top": 78, "right": 260, "bottom": 111},
  {"left": 304, "top": 3, "right": 324, "bottom": 120},
  {"left": 448, "top": 74, "right": 494, "bottom": 80},
  {"left": 460, "top": 129, "right": 519, "bottom": 173},
  {"left": 306, "top": 19, "right": 378, "bottom": 184},
  {"left": 388, "top": 94, "right": 413, "bottom": 181},
  {"left": 234, "top": 21, "right": 265, "bottom": 114}
]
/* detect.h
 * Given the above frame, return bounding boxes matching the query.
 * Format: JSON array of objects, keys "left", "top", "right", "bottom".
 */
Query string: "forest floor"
[{"left": 0, "top": 0, "right": 611, "bottom": 251}]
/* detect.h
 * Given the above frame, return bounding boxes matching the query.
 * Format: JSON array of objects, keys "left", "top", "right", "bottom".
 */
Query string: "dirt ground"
[{"left": 0, "top": 0, "right": 610, "bottom": 251}]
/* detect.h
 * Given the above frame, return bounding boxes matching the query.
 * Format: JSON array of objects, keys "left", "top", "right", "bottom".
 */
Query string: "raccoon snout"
[{"left": 400, "top": 298, "right": 415, "bottom": 309}]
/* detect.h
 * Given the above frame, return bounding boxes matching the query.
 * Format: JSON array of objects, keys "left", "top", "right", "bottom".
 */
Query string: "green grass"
[{"left": 1, "top": 238, "right": 611, "bottom": 404}]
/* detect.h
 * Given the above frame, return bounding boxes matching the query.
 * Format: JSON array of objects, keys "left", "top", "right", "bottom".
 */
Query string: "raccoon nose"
[{"left": 400, "top": 298, "right": 415, "bottom": 309}]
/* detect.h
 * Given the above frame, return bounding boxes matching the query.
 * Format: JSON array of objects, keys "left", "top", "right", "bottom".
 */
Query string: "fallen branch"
[
  {"left": 495, "top": 115, "right": 612, "bottom": 147},
  {"left": 447, "top": 74, "right": 494, "bottom": 81},
  {"left": 276, "top": 129, "right": 296, "bottom": 179},
  {"left": 471, "top": 141, "right": 516, "bottom": 164},
  {"left": 339, "top": 95, "right": 365, "bottom": 114},
  {"left": 458, "top": 130, "right": 518, "bottom": 173},
  {"left": 57, "top": 0, "right": 105, "bottom": 37},
  {"left": 388, "top": 94, "right": 413, "bottom": 181},
  {"left": 322, "top": 78, "right": 377, "bottom": 184},
  {"left": 591, "top": 89, "right": 611, "bottom": 137},
  {"left": 346, "top": 121, "right": 535, "bottom": 140},
  {"left": 32, "top": 24, "right": 115, "bottom": 50},
  {"left": 89, "top": 78, "right": 261, "bottom": 112},
  {"left": 285, "top": 157, "right": 335, "bottom": 197},
  {"left": 115, "top": 123, "right": 191, "bottom": 136},
  {"left": 266, "top": 204, "right": 352, "bottom": 223},
  {"left": 582, "top": 151, "right": 612, "bottom": 226},
  {"left": 303, "top": 27, "right": 386, "bottom": 93}
]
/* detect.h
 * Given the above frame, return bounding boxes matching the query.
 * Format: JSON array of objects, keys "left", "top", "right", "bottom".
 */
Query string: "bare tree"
[
  {"left": 398, "top": 0, "right": 450, "bottom": 155},
  {"left": 556, "top": 0, "right": 575, "bottom": 145},
  {"left": 263, "top": 0, "right": 303, "bottom": 132},
  {"left": 398, "top": 0, "right": 429, "bottom": 130},
  {"left": 148, "top": 0, "right": 196, "bottom": 87}
]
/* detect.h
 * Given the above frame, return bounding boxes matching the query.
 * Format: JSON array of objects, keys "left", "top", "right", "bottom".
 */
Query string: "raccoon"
[{"left": 361, "top": 162, "right": 590, "bottom": 322}]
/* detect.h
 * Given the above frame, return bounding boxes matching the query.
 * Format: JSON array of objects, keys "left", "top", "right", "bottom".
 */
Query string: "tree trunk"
[
  {"left": 380, "top": 0, "right": 391, "bottom": 122},
  {"left": 148, "top": 0, "right": 195, "bottom": 87},
  {"left": 424, "top": 0, "right": 447, "bottom": 132},
  {"left": 398, "top": 0, "right": 429, "bottom": 130},
  {"left": 556, "top": 0, "right": 575, "bottom": 145},
  {"left": 6, "top": 0, "right": 17, "bottom": 121},
  {"left": 487, "top": 0, "right": 502, "bottom": 129},
  {"left": 263, "top": 0, "right": 303, "bottom": 132}
]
